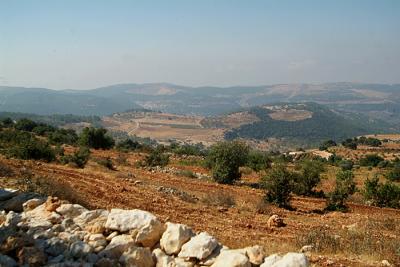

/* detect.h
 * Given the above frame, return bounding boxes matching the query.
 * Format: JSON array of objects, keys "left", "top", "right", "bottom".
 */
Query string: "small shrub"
[
  {"left": 255, "top": 199, "right": 271, "bottom": 214},
  {"left": 319, "top": 140, "right": 337, "bottom": 151},
  {"left": 359, "top": 154, "right": 384, "bottom": 167},
  {"left": 293, "top": 160, "right": 325, "bottom": 197},
  {"left": 342, "top": 138, "right": 357, "bottom": 150},
  {"left": 8, "top": 137, "right": 56, "bottom": 162},
  {"left": 296, "top": 226, "right": 341, "bottom": 253},
  {"left": 79, "top": 127, "right": 115, "bottom": 149},
  {"left": 246, "top": 150, "right": 271, "bottom": 172},
  {"left": 48, "top": 129, "right": 78, "bottom": 145},
  {"left": 363, "top": 177, "right": 400, "bottom": 209},
  {"left": 176, "top": 169, "right": 196, "bottom": 179},
  {"left": 141, "top": 148, "right": 170, "bottom": 167},
  {"left": 61, "top": 147, "right": 91, "bottom": 168},
  {"left": 206, "top": 141, "right": 249, "bottom": 184},
  {"left": 202, "top": 192, "right": 235, "bottom": 207},
  {"left": 14, "top": 118, "right": 37, "bottom": 132},
  {"left": 339, "top": 160, "right": 353, "bottom": 171},
  {"left": 261, "top": 164, "right": 296, "bottom": 208},
  {"left": 115, "top": 153, "right": 128, "bottom": 165},
  {"left": 386, "top": 163, "right": 400, "bottom": 181},
  {"left": 96, "top": 157, "right": 115, "bottom": 170},
  {"left": 0, "top": 162, "right": 14, "bottom": 177},
  {"left": 325, "top": 170, "right": 356, "bottom": 212},
  {"left": 116, "top": 139, "right": 142, "bottom": 151}
]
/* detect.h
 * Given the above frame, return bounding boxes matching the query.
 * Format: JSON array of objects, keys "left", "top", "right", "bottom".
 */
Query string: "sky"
[{"left": 0, "top": 0, "right": 399, "bottom": 89}]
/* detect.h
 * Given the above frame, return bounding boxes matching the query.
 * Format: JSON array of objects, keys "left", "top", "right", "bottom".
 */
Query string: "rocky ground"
[
  {"left": 0, "top": 189, "right": 310, "bottom": 267},
  {"left": 0, "top": 152, "right": 399, "bottom": 266}
]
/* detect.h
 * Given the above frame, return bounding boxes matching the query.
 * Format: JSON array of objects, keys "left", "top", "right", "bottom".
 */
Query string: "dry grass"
[
  {"left": 201, "top": 191, "right": 236, "bottom": 207},
  {"left": 296, "top": 219, "right": 400, "bottom": 264}
]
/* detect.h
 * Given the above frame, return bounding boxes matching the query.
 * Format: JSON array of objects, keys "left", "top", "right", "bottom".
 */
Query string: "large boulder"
[
  {"left": 99, "top": 234, "right": 135, "bottom": 259},
  {"left": 0, "top": 188, "right": 18, "bottom": 201},
  {"left": 119, "top": 246, "right": 154, "bottom": 267},
  {"left": 0, "top": 253, "right": 17, "bottom": 267},
  {"left": 269, "top": 253, "right": 309, "bottom": 267},
  {"left": 0, "top": 193, "right": 40, "bottom": 212},
  {"left": 160, "top": 222, "right": 194, "bottom": 255},
  {"left": 178, "top": 232, "right": 218, "bottom": 260},
  {"left": 21, "top": 203, "right": 62, "bottom": 229},
  {"left": 152, "top": 248, "right": 174, "bottom": 267},
  {"left": 260, "top": 254, "right": 282, "bottom": 267},
  {"left": 56, "top": 204, "right": 88, "bottom": 219},
  {"left": 211, "top": 250, "right": 251, "bottom": 267},
  {"left": 73, "top": 209, "right": 109, "bottom": 227},
  {"left": 245, "top": 245, "right": 265, "bottom": 265},
  {"left": 105, "top": 209, "right": 164, "bottom": 247}
]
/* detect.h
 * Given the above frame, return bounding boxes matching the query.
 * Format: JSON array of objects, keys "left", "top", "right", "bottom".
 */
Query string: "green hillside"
[{"left": 224, "top": 103, "right": 395, "bottom": 144}]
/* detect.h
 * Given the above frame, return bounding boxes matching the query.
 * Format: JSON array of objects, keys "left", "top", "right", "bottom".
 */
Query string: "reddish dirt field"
[{"left": 1, "top": 149, "right": 399, "bottom": 267}]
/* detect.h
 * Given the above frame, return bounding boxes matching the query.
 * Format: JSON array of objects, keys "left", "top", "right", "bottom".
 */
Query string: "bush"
[
  {"left": 363, "top": 177, "right": 400, "bottom": 209},
  {"left": 325, "top": 170, "right": 356, "bottom": 212},
  {"left": 14, "top": 118, "right": 37, "bottom": 132},
  {"left": 61, "top": 147, "right": 90, "bottom": 168},
  {"left": 293, "top": 160, "right": 325, "bottom": 197},
  {"left": 202, "top": 192, "right": 235, "bottom": 207},
  {"left": 359, "top": 154, "right": 384, "bottom": 167},
  {"left": 141, "top": 148, "right": 170, "bottom": 167},
  {"left": 79, "top": 127, "right": 115, "bottom": 149},
  {"left": 342, "top": 138, "right": 357, "bottom": 150},
  {"left": 176, "top": 169, "right": 197, "bottom": 178},
  {"left": 246, "top": 150, "right": 271, "bottom": 172},
  {"left": 1, "top": 118, "right": 14, "bottom": 127},
  {"left": 6, "top": 133, "right": 56, "bottom": 162},
  {"left": 48, "top": 129, "right": 78, "bottom": 145},
  {"left": 0, "top": 162, "right": 14, "bottom": 177},
  {"left": 96, "top": 157, "right": 115, "bottom": 170},
  {"left": 386, "top": 164, "right": 400, "bottom": 181},
  {"left": 261, "top": 164, "right": 296, "bottom": 208},
  {"left": 116, "top": 139, "right": 142, "bottom": 151},
  {"left": 319, "top": 140, "right": 337, "bottom": 151},
  {"left": 172, "top": 143, "right": 206, "bottom": 156},
  {"left": 206, "top": 141, "right": 249, "bottom": 184},
  {"left": 339, "top": 160, "right": 354, "bottom": 171},
  {"left": 357, "top": 136, "right": 382, "bottom": 147}
]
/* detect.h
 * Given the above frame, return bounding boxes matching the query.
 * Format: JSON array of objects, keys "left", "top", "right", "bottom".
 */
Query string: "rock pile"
[{"left": 0, "top": 189, "right": 310, "bottom": 267}]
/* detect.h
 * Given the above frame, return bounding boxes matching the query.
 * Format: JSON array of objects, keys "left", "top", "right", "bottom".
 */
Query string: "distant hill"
[
  {"left": 221, "top": 103, "right": 396, "bottom": 144},
  {"left": 1, "top": 82, "right": 400, "bottom": 123}
]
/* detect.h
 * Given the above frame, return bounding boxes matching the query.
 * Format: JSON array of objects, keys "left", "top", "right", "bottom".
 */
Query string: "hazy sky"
[{"left": 1, "top": 0, "right": 399, "bottom": 89}]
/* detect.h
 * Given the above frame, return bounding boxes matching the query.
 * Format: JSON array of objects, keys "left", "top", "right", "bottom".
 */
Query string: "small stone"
[
  {"left": 267, "top": 214, "right": 285, "bottom": 228},
  {"left": 300, "top": 245, "right": 314, "bottom": 253},
  {"left": 70, "top": 240, "right": 93, "bottom": 258},
  {"left": 22, "top": 198, "right": 45, "bottom": 211},
  {"left": 17, "top": 246, "right": 47, "bottom": 267},
  {"left": 0, "top": 254, "right": 18, "bottom": 267}
]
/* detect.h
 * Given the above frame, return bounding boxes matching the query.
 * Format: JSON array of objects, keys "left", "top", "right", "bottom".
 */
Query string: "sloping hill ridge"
[
  {"left": 2, "top": 83, "right": 400, "bottom": 119},
  {"left": 224, "top": 103, "right": 395, "bottom": 143}
]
